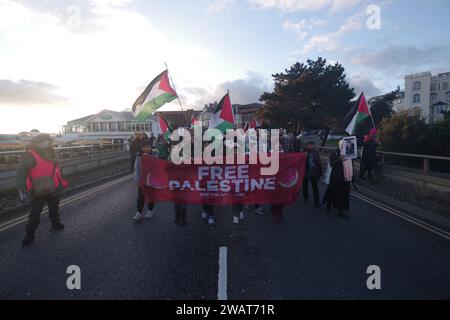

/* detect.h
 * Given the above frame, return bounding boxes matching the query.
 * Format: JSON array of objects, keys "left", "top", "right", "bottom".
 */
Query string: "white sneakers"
[
  {"left": 133, "top": 212, "right": 143, "bottom": 221},
  {"left": 201, "top": 212, "right": 208, "bottom": 220},
  {"left": 144, "top": 210, "right": 154, "bottom": 219},
  {"left": 254, "top": 207, "right": 265, "bottom": 215},
  {"left": 133, "top": 210, "right": 154, "bottom": 222},
  {"left": 233, "top": 211, "right": 245, "bottom": 224},
  {"left": 208, "top": 216, "right": 215, "bottom": 226}
]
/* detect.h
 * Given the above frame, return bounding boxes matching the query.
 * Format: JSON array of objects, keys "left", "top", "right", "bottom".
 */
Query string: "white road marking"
[
  {"left": 218, "top": 246, "right": 228, "bottom": 300},
  {"left": 0, "top": 175, "right": 132, "bottom": 233},
  {"left": 351, "top": 192, "right": 450, "bottom": 241}
]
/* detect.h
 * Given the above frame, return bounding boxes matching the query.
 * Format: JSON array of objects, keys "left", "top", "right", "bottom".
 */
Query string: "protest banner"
[{"left": 140, "top": 153, "right": 306, "bottom": 205}]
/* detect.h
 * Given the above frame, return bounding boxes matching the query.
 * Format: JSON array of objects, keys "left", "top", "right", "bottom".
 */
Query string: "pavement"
[{"left": 0, "top": 176, "right": 449, "bottom": 299}]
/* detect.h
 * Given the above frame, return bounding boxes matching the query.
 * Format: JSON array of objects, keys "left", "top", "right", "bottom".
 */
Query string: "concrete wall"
[{"left": 0, "top": 151, "right": 130, "bottom": 192}]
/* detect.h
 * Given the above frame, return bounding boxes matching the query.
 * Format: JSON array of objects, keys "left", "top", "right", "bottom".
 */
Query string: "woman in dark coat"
[
  {"left": 323, "top": 140, "right": 353, "bottom": 219},
  {"left": 359, "top": 129, "right": 378, "bottom": 183}
]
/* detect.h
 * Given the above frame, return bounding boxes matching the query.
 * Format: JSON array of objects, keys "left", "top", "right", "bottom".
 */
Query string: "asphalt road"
[{"left": 0, "top": 176, "right": 449, "bottom": 299}]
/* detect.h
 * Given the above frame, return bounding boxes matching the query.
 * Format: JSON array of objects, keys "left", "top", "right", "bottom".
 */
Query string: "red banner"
[{"left": 140, "top": 153, "right": 306, "bottom": 205}]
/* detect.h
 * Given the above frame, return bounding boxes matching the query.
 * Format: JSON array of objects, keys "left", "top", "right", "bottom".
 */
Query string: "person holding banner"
[
  {"left": 133, "top": 139, "right": 155, "bottom": 222},
  {"left": 171, "top": 138, "right": 188, "bottom": 226},
  {"left": 270, "top": 127, "right": 288, "bottom": 225}
]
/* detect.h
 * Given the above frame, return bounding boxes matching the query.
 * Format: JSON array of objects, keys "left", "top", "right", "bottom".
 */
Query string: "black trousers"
[
  {"left": 232, "top": 204, "right": 243, "bottom": 217},
  {"left": 174, "top": 203, "right": 187, "bottom": 220},
  {"left": 303, "top": 177, "right": 320, "bottom": 204},
  {"left": 26, "top": 194, "right": 61, "bottom": 234},
  {"left": 203, "top": 205, "right": 214, "bottom": 217},
  {"left": 137, "top": 186, "right": 155, "bottom": 213},
  {"left": 361, "top": 162, "right": 378, "bottom": 180}
]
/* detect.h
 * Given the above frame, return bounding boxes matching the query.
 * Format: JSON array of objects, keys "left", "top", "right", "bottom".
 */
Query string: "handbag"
[{"left": 32, "top": 162, "right": 57, "bottom": 196}]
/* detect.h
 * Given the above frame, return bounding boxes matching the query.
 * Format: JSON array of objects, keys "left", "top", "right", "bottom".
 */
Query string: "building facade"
[
  {"left": 404, "top": 71, "right": 450, "bottom": 123},
  {"left": 62, "top": 109, "right": 158, "bottom": 144}
]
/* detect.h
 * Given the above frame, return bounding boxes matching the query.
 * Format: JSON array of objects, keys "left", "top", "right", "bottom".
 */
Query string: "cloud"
[
  {"left": 301, "top": 11, "right": 364, "bottom": 53},
  {"left": 248, "top": 0, "right": 360, "bottom": 13},
  {"left": 282, "top": 18, "right": 327, "bottom": 40},
  {"left": 351, "top": 45, "right": 450, "bottom": 72},
  {"left": 208, "top": 0, "right": 237, "bottom": 13},
  {"left": 329, "top": 0, "right": 361, "bottom": 13},
  {"left": 348, "top": 75, "right": 382, "bottom": 98},
  {"left": 0, "top": 79, "right": 67, "bottom": 106},
  {"left": 158, "top": 72, "right": 271, "bottom": 111}
]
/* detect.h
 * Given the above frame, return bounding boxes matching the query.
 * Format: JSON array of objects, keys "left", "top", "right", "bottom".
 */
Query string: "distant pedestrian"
[
  {"left": 280, "top": 129, "right": 294, "bottom": 153},
  {"left": 302, "top": 141, "right": 323, "bottom": 207},
  {"left": 323, "top": 139, "right": 352, "bottom": 219},
  {"left": 148, "top": 133, "right": 156, "bottom": 148},
  {"left": 359, "top": 128, "right": 378, "bottom": 184},
  {"left": 133, "top": 139, "right": 155, "bottom": 222},
  {"left": 155, "top": 135, "right": 170, "bottom": 160},
  {"left": 130, "top": 132, "right": 144, "bottom": 172},
  {"left": 17, "top": 134, "right": 69, "bottom": 246}
]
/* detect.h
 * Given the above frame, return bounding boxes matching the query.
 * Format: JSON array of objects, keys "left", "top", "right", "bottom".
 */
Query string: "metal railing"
[
  {"left": 0, "top": 143, "right": 128, "bottom": 167},
  {"left": 315, "top": 146, "right": 450, "bottom": 175}
]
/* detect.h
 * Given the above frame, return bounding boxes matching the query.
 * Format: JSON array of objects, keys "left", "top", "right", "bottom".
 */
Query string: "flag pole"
[
  {"left": 165, "top": 62, "right": 189, "bottom": 128},
  {"left": 363, "top": 92, "right": 377, "bottom": 130},
  {"left": 165, "top": 62, "right": 184, "bottom": 113}
]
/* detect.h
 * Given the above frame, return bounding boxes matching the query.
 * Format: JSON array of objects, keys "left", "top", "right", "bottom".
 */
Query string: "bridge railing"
[
  {"left": 0, "top": 143, "right": 128, "bottom": 170},
  {"left": 315, "top": 146, "right": 450, "bottom": 175}
]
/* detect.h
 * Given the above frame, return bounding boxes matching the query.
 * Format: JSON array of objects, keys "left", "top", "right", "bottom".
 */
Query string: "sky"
[{"left": 0, "top": 0, "right": 449, "bottom": 133}]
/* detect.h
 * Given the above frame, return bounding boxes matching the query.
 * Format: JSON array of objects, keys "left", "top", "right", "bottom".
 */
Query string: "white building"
[
  {"left": 61, "top": 109, "right": 159, "bottom": 144},
  {"left": 404, "top": 71, "right": 450, "bottom": 123}
]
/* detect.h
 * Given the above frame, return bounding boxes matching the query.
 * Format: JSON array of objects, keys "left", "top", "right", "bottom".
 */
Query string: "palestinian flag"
[
  {"left": 244, "top": 118, "right": 261, "bottom": 131},
  {"left": 208, "top": 92, "right": 235, "bottom": 133},
  {"left": 132, "top": 70, "right": 178, "bottom": 121},
  {"left": 344, "top": 92, "right": 372, "bottom": 135},
  {"left": 190, "top": 115, "right": 201, "bottom": 129},
  {"left": 158, "top": 115, "right": 171, "bottom": 142}
]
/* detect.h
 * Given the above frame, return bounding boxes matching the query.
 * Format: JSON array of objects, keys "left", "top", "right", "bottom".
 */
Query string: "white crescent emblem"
[{"left": 279, "top": 170, "right": 299, "bottom": 188}]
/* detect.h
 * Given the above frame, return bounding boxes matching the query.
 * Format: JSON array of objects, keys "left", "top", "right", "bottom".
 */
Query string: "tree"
[
  {"left": 259, "top": 57, "right": 355, "bottom": 140},
  {"left": 378, "top": 111, "right": 450, "bottom": 172},
  {"left": 378, "top": 111, "right": 428, "bottom": 154}
]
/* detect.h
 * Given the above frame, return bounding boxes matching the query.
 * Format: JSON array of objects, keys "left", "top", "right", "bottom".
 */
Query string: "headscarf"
[{"left": 339, "top": 139, "right": 353, "bottom": 182}]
